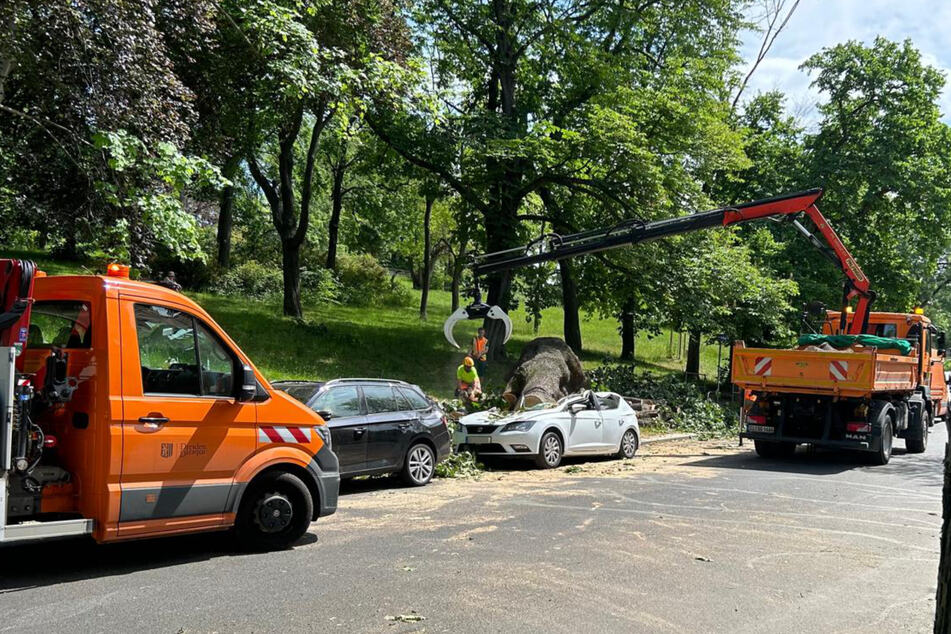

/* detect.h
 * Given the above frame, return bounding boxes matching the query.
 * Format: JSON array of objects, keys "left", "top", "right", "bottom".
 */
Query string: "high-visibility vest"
[{"left": 473, "top": 336, "right": 488, "bottom": 360}]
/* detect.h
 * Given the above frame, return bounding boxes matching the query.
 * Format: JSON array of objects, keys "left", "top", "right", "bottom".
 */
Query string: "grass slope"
[
  {"left": 9, "top": 249, "right": 722, "bottom": 398},
  {"left": 196, "top": 285, "right": 722, "bottom": 398}
]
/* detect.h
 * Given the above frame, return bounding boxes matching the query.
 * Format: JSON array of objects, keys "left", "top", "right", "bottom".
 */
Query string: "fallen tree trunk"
[{"left": 503, "top": 337, "right": 586, "bottom": 408}]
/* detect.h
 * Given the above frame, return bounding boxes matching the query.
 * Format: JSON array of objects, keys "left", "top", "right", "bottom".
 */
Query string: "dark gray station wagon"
[{"left": 274, "top": 378, "right": 451, "bottom": 486}]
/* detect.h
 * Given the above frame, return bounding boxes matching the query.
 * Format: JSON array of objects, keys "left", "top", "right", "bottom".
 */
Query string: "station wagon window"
[
  {"left": 363, "top": 385, "right": 399, "bottom": 414},
  {"left": 311, "top": 386, "right": 362, "bottom": 418},
  {"left": 28, "top": 301, "right": 92, "bottom": 348},
  {"left": 134, "top": 304, "right": 237, "bottom": 397},
  {"left": 398, "top": 387, "right": 430, "bottom": 410}
]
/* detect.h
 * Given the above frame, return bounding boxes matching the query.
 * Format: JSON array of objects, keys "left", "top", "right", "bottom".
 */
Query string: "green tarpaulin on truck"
[{"left": 796, "top": 334, "right": 913, "bottom": 356}]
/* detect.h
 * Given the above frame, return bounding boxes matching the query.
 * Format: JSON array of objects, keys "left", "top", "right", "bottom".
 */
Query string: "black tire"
[
  {"left": 535, "top": 430, "right": 563, "bottom": 469},
  {"left": 754, "top": 440, "right": 796, "bottom": 459},
  {"left": 870, "top": 417, "right": 894, "bottom": 465},
  {"left": 906, "top": 406, "right": 929, "bottom": 454},
  {"left": 615, "top": 428, "right": 639, "bottom": 459},
  {"left": 235, "top": 471, "right": 313, "bottom": 551},
  {"left": 401, "top": 443, "right": 436, "bottom": 486}
]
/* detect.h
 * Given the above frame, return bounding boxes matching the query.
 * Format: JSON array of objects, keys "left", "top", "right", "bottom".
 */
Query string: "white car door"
[
  {"left": 566, "top": 404, "right": 604, "bottom": 453},
  {"left": 597, "top": 395, "right": 634, "bottom": 451}
]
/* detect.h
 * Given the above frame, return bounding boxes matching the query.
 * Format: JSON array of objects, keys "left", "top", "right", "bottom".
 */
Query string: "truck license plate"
[{"left": 747, "top": 424, "right": 775, "bottom": 434}]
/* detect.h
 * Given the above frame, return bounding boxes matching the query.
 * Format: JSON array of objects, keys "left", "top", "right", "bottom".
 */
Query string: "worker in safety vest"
[
  {"left": 470, "top": 327, "right": 489, "bottom": 377},
  {"left": 456, "top": 356, "right": 482, "bottom": 402}
]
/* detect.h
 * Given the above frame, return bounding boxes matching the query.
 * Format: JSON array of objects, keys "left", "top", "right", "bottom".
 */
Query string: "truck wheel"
[
  {"left": 906, "top": 407, "right": 929, "bottom": 454},
  {"left": 535, "top": 431, "right": 563, "bottom": 469},
  {"left": 235, "top": 471, "right": 314, "bottom": 551},
  {"left": 754, "top": 440, "right": 795, "bottom": 459},
  {"left": 401, "top": 443, "right": 436, "bottom": 486}
]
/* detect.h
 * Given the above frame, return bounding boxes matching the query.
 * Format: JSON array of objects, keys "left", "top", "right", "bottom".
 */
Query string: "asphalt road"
[{"left": 1, "top": 426, "right": 945, "bottom": 634}]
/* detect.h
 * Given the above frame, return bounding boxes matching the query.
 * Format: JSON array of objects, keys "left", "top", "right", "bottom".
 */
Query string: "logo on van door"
[{"left": 160, "top": 443, "right": 174, "bottom": 458}]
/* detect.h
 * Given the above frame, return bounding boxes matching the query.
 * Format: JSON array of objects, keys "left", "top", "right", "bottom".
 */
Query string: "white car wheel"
[
  {"left": 617, "top": 429, "right": 638, "bottom": 459},
  {"left": 535, "top": 431, "right": 563, "bottom": 469}
]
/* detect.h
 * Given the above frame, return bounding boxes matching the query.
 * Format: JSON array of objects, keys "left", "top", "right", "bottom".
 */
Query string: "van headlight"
[
  {"left": 314, "top": 425, "right": 332, "bottom": 449},
  {"left": 501, "top": 421, "right": 535, "bottom": 433}
]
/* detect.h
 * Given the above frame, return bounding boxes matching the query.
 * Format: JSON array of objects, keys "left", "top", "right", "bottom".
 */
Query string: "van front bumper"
[{"left": 309, "top": 445, "right": 340, "bottom": 518}]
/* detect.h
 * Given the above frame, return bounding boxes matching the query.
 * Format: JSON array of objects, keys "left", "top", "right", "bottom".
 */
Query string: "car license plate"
[
  {"left": 468, "top": 435, "right": 491, "bottom": 443},
  {"left": 747, "top": 424, "right": 775, "bottom": 434}
]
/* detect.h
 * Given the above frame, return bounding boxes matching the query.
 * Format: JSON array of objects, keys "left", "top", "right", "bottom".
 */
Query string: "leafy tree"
[
  {"left": 368, "top": 0, "right": 747, "bottom": 357},
  {"left": 227, "top": 0, "right": 409, "bottom": 317},
  {"left": 801, "top": 38, "right": 951, "bottom": 312},
  {"left": 0, "top": 0, "right": 219, "bottom": 266}
]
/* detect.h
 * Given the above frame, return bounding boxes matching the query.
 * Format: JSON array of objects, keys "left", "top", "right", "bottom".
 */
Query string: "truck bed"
[{"left": 732, "top": 342, "right": 918, "bottom": 397}]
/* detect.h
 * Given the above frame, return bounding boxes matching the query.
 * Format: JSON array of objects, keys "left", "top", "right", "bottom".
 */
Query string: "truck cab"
[{"left": 1, "top": 263, "right": 338, "bottom": 549}]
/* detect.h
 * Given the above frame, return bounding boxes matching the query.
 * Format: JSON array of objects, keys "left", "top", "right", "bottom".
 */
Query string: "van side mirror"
[{"left": 237, "top": 364, "right": 257, "bottom": 402}]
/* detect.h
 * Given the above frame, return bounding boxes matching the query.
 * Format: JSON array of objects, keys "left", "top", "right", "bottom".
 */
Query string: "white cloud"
[{"left": 737, "top": 0, "right": 951, "bottom": 122}]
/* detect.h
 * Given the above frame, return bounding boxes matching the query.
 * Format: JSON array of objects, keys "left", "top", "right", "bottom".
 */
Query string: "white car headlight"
[{"left": 501, "top": 420, "right": 535, "bottom": 433}]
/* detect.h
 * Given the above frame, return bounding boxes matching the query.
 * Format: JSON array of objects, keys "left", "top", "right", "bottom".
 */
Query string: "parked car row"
[{"left": 275, "top": 380, "right": 641, "bottom": 481}]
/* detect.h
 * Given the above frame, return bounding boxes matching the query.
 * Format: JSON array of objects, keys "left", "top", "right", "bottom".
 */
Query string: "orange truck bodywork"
[
  {"left": 2, "top": 273, "right": 338, "bottom": 545},
  {"left": 732, "top": 310, "right": 948, "bottom": 459}
]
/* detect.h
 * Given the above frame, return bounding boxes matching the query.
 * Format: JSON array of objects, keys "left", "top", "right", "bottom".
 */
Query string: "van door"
[{"left": 118, "top": 299, "right": 255, "bottom": 535}]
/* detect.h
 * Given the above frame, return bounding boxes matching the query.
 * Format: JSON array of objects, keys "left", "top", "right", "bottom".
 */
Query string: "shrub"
[
  {"left": 210, "top": 261, "right": 339, "bottom": 303},
  {"left": 588, "top": 363, "right": 736, "bottom": 439},
  {"left": 335, "top": 253, "right": 411, "bottom": 306}
]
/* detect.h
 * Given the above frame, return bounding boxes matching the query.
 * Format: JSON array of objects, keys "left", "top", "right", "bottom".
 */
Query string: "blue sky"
[{"left": 737, "top": 0, "right": 951, "bottom": 124}]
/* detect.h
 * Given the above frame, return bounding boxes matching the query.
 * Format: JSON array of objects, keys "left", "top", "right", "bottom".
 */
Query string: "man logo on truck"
[{"left": 160, "top": 443, "right": 173, "bottom": 459}]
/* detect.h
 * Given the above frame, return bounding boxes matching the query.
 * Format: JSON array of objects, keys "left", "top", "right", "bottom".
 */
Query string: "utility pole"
[{"left": 937, "top": 440, "right": 951, "bottom": 633}]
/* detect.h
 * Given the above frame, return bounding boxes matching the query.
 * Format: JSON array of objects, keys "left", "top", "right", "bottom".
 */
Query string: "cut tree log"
[{"left": 503, "top": 337, "right": 586, "bottom": 408}]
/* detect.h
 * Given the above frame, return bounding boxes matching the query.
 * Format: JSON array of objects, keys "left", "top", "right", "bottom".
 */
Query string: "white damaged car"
[{"left": 457, "top": 390, "right": 639, "bottom": 468}]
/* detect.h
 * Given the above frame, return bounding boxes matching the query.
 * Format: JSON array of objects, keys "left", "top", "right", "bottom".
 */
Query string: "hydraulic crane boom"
[{"left": 444, "top": 188, "right": 875, "bottom": 347}]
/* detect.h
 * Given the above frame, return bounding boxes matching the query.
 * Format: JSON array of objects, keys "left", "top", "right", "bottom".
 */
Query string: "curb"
[{"left": 641, "top": 433, "right": 697, "bottom": 445}]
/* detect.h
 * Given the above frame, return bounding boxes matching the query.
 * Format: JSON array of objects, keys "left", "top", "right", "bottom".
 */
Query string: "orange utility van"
[{"left": 0, "top": 259, "right": 338, "bottom": 549}]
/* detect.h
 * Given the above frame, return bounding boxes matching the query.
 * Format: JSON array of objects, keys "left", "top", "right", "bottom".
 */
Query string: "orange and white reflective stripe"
[
  {"left": 753, "top": 356, "right": 772, "bottom": 376},
  {"left": 829, "top": 360, "right": 849, "bottom": 381},
  {"left": 258, "top": 426, "right": 311, "bottom": 443}
]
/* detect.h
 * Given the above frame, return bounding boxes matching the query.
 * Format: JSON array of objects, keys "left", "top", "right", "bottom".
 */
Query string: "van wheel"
[
  {"left": 754, "top": 440, "right": 796, "bottom": 458},
  {"left": 235, "top": 471, "right": 313, "bottom": 551},
  {"left": 535, "top": 431, "right": 563, "bottom": 469},
  {"left": 401, "top": 443, "right": 436, "bottom": 486},
  {"left": 906, "top": 407, "right": 929, "bottom": 454}
]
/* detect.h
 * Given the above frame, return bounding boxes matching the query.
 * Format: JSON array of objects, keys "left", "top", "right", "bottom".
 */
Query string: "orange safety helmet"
[{"left": 463, "top": 356, "right": 474, "bottom": 367}]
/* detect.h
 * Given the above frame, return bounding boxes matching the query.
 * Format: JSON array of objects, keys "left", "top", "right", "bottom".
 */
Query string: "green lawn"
[{"left": 10, "top": 249, "right": 723, "bottom": 398}]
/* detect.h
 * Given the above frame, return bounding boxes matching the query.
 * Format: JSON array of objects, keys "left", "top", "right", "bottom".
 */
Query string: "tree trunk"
[
  {"left": 419, "top": 194, "right": 435, "bottom": 319},
  {"left": 451, "top": 256, "right": 462, "bottom": 312},
  {"left": 559, "top": 259, "right": 583, "bottom": 355},
  {"left": 217, "top": 183, "right": 235, "bottom": 269},
  {"left": 216, "top": 158, "right": 239, "bottom": 270},
  {"left": 326, "top": 154, "right": 345, "bottom": 270},
  {"left": 281, "top": 239, "right": 302, "bottom": 318},
  {"left": 686, "top": 330, "right": 702, "bottom": 377},
  {"left": 503, "top": 337, "right": 586, "bottom": 408},
  {"left": 620, "top": 300, "right": 635, "bottom": 361},
  {"left": 937, "top": 440, "right": 951, "bottom": 632}
]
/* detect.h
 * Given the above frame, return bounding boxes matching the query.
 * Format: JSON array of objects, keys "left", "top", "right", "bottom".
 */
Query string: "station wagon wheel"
[
  {"left": 401, "top": 443, "right": 436, "bottom": 486},
  {"left": 534, "top": 431, "right": 563, "bottom": 469},
  {"left": 235, "top": 471, "right": 313, "bottom": 551},
  {"left": 616, "top": 429, "right": 638, "bottom": 459}
]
